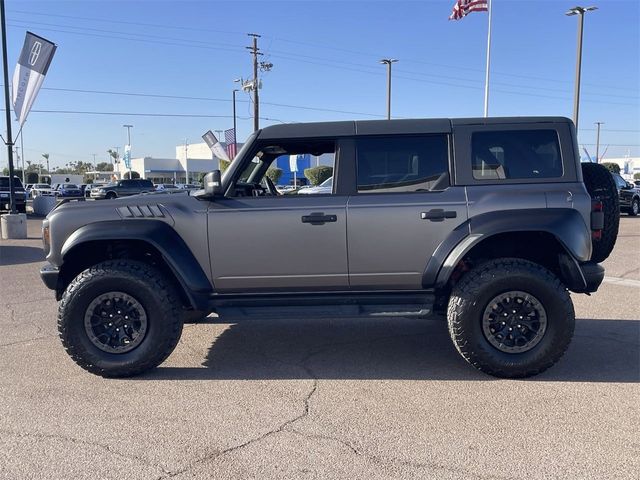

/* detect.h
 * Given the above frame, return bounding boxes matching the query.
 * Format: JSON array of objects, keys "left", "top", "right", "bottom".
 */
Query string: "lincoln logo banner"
[{"left": 12, "top": 31, "right": 57, "bottom": 126}]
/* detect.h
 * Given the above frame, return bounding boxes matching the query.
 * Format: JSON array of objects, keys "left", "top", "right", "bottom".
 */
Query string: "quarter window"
[
  {"left": 356, "top": 135, "right": 449, "bottom": 193},
  {"left": 472, "top": 130, "right": 563, "bottom": 180}
]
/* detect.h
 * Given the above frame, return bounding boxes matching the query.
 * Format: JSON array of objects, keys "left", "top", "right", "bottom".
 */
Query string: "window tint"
[
  {"left": 472, "top": 130, "right": 562, "bottom": 180},
  {"left": 613, "top": 174, "right": 627, "bottom": 188},
  {"left": 139, "top": 179, "right": 153, "bottom": 187},
  {"left": 356, "top": 135, "right": 449, "bottom": 193}
]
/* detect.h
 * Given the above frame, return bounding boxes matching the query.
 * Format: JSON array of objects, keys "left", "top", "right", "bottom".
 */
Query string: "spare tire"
[{"left": 581, "top": 162, "right": 619, "bottom": 263}]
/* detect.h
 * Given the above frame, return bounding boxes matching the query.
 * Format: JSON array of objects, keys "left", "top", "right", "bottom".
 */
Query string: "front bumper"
[
  {"left": 40, "top": 263, "right": 60, "bottom": 291},
  {"left": 90, "top": 191, "right": 107, "bottom": 199}
]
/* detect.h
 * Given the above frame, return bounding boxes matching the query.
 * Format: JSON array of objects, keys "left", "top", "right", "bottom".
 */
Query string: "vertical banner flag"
[
  {"left": 289, "top": 154, "right": 299, "bottom": 173},
  {"left": 449, "top": 0, "right": 488, "bottom": 20},
  {"left": 123, "top": 145, "right": 132, "bottom": 169},
  {"left": 224, "top": 128, "right": 237, "bottom": 159},
  {"left": 202, "top": 130, "right": 231, "bottom": 162},
  {"left": 12, "top": 32, "right": 57, "bottom": 126}
]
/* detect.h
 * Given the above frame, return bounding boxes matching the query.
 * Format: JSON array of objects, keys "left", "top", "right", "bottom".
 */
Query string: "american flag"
[
  {"left": 449, "top": 0, "right": 488, "bottom": 20},
  {"left": 224, "top": 128, "right": 237, "bottom": 159}
]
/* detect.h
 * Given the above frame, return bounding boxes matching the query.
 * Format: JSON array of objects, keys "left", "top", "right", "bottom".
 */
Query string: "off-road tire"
[
  {"left": 58, "top": 260, "right": 184, "bottom": 377},
  {"left": 581, "top": 162, "right": 619, "bottom": 262},
  {"left": 447, "top": 258, "right": 575, "bottom": 378},
  {"left": 629, "top": 198, "right": 639, "bottom": 217}
]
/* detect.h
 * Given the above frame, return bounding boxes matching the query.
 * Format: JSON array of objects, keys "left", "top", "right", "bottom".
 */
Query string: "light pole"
[
  {"left": 123, "top": 124, "right": 133, "bottom": 178},
  {"left": 595, "top": 121, "right": 603, "bottom": 163},
  {"left": 566, "top": 6, "right": 597, "bottom": 133},
  {"left": 232, "top": 87, "right": 239, "bottom": 145},
  {"left": 379, "top": 59, "right": 398, "bottom": 120}
]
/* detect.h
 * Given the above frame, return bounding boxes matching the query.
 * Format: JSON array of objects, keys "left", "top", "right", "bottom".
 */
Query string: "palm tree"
[
  {"left": 107, "top": 149, "right": 119, "bottom": 164},
  {"left": 42, "top": 153, "right": 50, "bottom": 173}
]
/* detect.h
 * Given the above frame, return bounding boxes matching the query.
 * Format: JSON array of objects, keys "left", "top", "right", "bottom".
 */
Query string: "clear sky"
[{"left": 1, "top": 0, "right": 638, "bottom": 170}]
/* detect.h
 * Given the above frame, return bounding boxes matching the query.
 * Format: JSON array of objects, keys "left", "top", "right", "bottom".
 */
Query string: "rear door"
[{"left": 346, "top": 132, "right": 468, "bottom": 289}]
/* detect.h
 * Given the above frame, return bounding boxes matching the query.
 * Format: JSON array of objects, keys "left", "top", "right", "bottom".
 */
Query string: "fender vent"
[{"left": 117, "top": 205, "right": 165, "bottom": 218}]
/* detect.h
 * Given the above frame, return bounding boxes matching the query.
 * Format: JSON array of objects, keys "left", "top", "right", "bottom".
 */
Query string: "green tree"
[
  {"left": 107, "top": 149, "right": 120, "bottom": 165},
  {"left": 41, "top": 153, "right": 50, "bottom": 172},
  {"left": 265, "top": 167, "right": 284, "bottom": 184},
  {"left": 601, "top": 162, "right": 620, "bottom": 174},
  {"left": 96, "top": 162, "right": 114, "bottom": 172},
  {"left": 304, "top": 166, "right": 333, "bottom": 186},
  {"left": 219, "top": 159, "right": 231, "bottom": 172},
  {"left": 634, "top": 173, "right": 640, "bottom": 180},
  {"left": 123, "top": 171, "right": 140, "bottom": 179}
]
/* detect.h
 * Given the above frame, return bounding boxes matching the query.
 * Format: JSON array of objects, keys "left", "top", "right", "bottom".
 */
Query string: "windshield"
[
  {"left": 320, "top": 177, "right": 333, "bottom": 187},
  {"left": 34, "top": 184, "right": 50, "bottom": 188},
  {"left": 0, "top": 177, "right": 24, "bottom": 189},
  {"left": 63, "top": 184, "right": 78, "bottom": 188}
]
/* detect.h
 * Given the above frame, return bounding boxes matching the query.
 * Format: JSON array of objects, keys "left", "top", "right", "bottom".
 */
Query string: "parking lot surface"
[{"left": 1, "top": 216, "right": 638, "bottom": 479}]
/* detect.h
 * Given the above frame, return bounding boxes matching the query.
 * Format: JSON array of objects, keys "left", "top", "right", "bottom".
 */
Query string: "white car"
[
  {"left": 297, "top": 177, "right": 333, "bottom": 195},
  {"left": 30, "top": 183, "right": 54, "bottom": 197}
]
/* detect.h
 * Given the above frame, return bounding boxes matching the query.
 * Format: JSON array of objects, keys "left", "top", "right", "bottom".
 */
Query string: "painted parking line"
[{"left": 603, "top": 276, "right": 640, "bottom": 288}]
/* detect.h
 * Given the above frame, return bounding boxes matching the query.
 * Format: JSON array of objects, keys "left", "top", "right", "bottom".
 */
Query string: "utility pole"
[
  {"left": 595, "top": 121, "right": 603, "bottom": 163},
  {"left": 247, "top": 33, "right": 262, "bottom": 132},
  {"left": 184, "top": 138, "right": 188, "bottom": 184},
  {"left": 232, "top": 88, "right": 238, "bottom": 144},
  {"left": 379, "top": 59, "right": 398, "bottom": 120},
  {"left": 1, "top": 0, "right": 17, "bottom": 214},
  {"left": 566, "top": 6, "right": 597, "bottom": 133}
]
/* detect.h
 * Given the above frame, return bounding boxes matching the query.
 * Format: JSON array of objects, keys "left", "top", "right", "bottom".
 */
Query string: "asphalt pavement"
[{"left": 0, "top": 216, "right": 638, "bottom": 479}]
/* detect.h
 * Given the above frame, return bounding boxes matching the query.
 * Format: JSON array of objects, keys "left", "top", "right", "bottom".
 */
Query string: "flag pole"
[{"left": 483, "top": 0, "right": 492, "bottom": 117}]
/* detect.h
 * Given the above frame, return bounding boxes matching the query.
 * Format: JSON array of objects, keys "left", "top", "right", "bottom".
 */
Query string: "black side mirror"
[{"left": 204, "top": 170, "right": 223, "bottom": 197}]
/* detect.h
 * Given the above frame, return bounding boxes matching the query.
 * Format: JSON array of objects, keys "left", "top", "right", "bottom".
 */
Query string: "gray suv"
[{"left": 40, "top": 117, "right": 618, "bottom": 378}]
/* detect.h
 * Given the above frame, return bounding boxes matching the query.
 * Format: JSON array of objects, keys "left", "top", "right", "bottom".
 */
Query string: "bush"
[
  {"left": 601, "top": 162, "right": 620, "bottom": 174},
  {"left": 265, "top": 167, "right": 283, "bottom": 184},
  {"left": 304, "top": 166, "right": 333, "bottom": 186},
  {"left": 219, "top": 159, "right": 231, "bottom": 172},
  {"left": 634, "top": 173, "right": 640, "bottom": 180}
]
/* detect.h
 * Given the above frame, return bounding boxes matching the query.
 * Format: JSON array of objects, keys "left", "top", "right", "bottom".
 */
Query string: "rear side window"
[
  {"left": 472, "top": 130, "right": 562, "bottom": 180},
  {"left": 356, "top": 135, "right": 449, "bottom": 193},
  {"left": 139, "top": 179, "right": 153, "bottom": 187}
]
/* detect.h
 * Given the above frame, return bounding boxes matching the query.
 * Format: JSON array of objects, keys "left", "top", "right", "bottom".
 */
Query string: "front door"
[{"left": 208, "top": 195, "right": 348, "bottom": 292}]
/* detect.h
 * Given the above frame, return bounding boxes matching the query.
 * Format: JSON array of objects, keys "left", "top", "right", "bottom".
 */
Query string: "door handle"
[
  {"left": 301, "top": 212, "right": 337, "bottom": 225},
  {"left": 421, "top": 209, "right": 457, "bottom": 222}
]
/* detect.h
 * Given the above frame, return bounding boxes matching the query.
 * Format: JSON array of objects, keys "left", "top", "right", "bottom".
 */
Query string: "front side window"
[
  {"left": 472, "top": 130, "right": 563, "bottom": 180},
  {"left": 356, "top": 135, "right": 449, "bottom": 193}
]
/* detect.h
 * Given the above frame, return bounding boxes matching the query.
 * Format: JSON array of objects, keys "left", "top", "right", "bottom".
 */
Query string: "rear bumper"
[
  {"left": 579, "top": 261, "right": 605, "bottom": 293},
  {"left": 40, "top": 263, "right": 60, "bottom": 291}
]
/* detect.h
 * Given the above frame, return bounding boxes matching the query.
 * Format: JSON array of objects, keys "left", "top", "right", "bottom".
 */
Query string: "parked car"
[
  {"left": 30, "top": 183, "right": 54, "bottom": 197},
  {"left": 55, "top": 184, "right": 84, "bottom": 198},
  {"left": 25, "top": 184, "right": 33, "bottom": 197},
  {"left": 0, "top": 176, "right": 27, "bottom": 212},
  {"left": 612, "top": 173, "right": 640, "bottom": 216},
  {"left": 176, "top": 183, "right": 199, "bottom": 190},
  {"left": 297, "top": 176, "right": 333, "bottom": 195},
  {"left": 276, "top": 185, "right": 296, "bottom": 194},
  {"left": 155, "top": 183, "right": 180, "bottom": 191},
  {"left": 90, "top": 179, "right": 154, "bottom": 199},
  {"left": 42, "top": 116, "right": 618, "bottom": 379}
]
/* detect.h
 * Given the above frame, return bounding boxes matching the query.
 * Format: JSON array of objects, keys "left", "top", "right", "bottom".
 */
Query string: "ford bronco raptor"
[{"left": 40, "top": 117, "right": 619, "bottom": 378}]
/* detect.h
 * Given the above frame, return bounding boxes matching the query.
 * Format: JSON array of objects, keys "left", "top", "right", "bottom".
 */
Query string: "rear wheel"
[
  {"left": 581, "top": 162, "right": 619, "bottom": 262},
  {"left": 629, "top": 198, "right": 639, "bottom": 216},
  {"left": 58, "top": 260, "right": 184, "bottom": 377},
  {"left": 447, "top": 258, "right": 575, "bottom": 378}
]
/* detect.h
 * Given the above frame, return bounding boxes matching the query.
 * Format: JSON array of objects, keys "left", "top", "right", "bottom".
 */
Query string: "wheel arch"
[
  {"left": 59, "top": 220, "right": 213, "bottom": 309},
  {"left": 424, "top": 209, "right": 592, "bottom": 291}
]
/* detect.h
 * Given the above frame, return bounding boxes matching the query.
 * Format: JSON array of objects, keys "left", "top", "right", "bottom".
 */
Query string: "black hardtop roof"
[{"left": 257, "top": 116, "right": 572, "bottom": 139}]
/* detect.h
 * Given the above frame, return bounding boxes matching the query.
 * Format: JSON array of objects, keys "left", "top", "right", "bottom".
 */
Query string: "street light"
[
  {"left": 379, "top": 59, "right": 398, "bottom": 120},
  {"left": 566, "top": 6, "right": 597, "bottom": 133},
  {"left": 232, "top": 88, "right": 239, "bottom": 146}
]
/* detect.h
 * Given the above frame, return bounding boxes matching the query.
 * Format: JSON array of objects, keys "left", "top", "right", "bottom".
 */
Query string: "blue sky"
[{"left": 2, "top": 0, "right": 638, "bottom": 169}]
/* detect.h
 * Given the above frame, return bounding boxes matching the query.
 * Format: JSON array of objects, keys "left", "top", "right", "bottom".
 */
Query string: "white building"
[
  {"left": 602, "top": 157, "right": 640, "bottom": 180},
  {"left": 115, "top": 142, "right": 224, "bottom": 184}
]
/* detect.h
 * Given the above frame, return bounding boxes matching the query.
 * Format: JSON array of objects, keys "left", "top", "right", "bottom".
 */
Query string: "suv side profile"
[
  {"left": 90, "top": 179, "right": 154, "bottom": 199},
  {"left": 612, "top": 172, "right": 640, "bottom": 216},
  {"left": 40, "top": 117, "right": 617, "bottom": 379}
]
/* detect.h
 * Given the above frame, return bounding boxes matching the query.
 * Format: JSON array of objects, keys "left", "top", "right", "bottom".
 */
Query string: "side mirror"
[{"left": 203, "top": 170, "right": 223, "bottom": 197}]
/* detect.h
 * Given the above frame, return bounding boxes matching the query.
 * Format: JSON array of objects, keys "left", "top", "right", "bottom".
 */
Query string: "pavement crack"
[
  {"left": 0, "top": 334, "right": 56, "bottom": 348},
  {"left": 0, "top": 429, "right": 170, "bottom": 474}
]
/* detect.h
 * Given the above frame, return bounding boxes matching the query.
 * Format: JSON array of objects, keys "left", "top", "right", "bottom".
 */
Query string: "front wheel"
[
  {"left": 58, "top": 260, "right": 184, "bottom": 377},
  {"left": 105, "top": 191, "right": 117, "bottom": 199},
  {"left": 629, "top": 198, "right": 639, "bottom": 216},
  {"left": 447, "top": 258, "right": 575, "bottom": 378}
]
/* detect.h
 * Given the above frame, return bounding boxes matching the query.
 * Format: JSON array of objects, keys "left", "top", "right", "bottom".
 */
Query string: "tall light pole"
[
  {"left": 232, "top": 87, "right": 239, "bottom": 145},
  {"left": 1, "top": 0, "right": 17, "bottom": 214},
  {"left": 123, "top": 124, "right": 133, "bottom": 178},
  {"left": 566, "top": 6, "right": 597, "bottom": 133},
  {"left": 595, "top": 121, "right": 603, "bottom": 163},
  {"left": 379, "top": 59, "right": 398, "bottom": 120}
]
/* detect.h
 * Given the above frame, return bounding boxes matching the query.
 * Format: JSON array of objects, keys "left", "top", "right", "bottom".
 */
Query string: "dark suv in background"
[
  {"left": 612, "top": 173, "right": 640, "bottom": 216},
  {"left": 90, "top": 179, "right": 154, "bottom": 199},
  {"left": 0, "top": 176, "right": 27, "bottom": 212}
]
